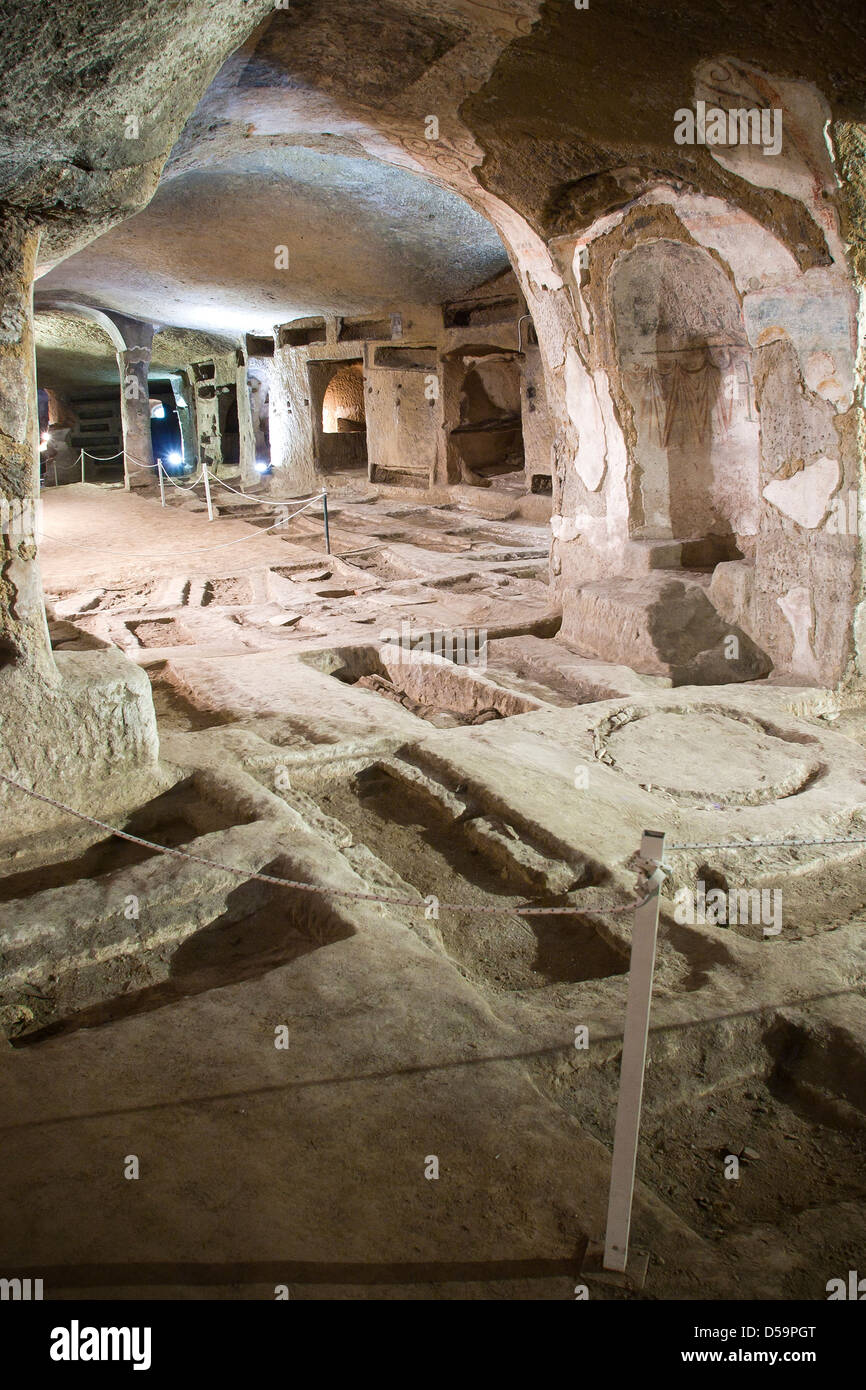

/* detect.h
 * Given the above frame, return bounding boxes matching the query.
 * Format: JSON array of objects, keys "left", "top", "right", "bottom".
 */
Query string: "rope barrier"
[
  {"left": 667, "top": 834, "right": 866, "bottom": 851},
  {"left": 124, "top": 455, "right": 161, "bottom": 471},
  {"left": 205, "top": 473, "right": 248, "bottom": 497},
  {"left": 206, "top": 471, "right": 325, "bottom": 507},
  {"left": 80, "top": 454, "right": 323, "bottom": 509},
  {"left": 126, "top": 460, "right": 323, "bottom": 507},
  {"left": 160, "top": 465, "right": 205, "bottom": 493},
  {"left": 0, "top": 772, "right": 641, "bottom": 919},
  {"left": 84, "top": 451, "right": 195, "bottom": 474}
]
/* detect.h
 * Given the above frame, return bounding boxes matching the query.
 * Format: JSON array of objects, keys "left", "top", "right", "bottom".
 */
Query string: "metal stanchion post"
[
  {"left": 583, "top": 828, "right": 668, "bottom": 1291},
  {"left": 158, "top": 460, "right": 166, "bottom": 508},
  {"left": 202, "top": 464, "right": 214, "bottom": 522},
  {"left": 80, "top": 450, "right": 85, "bottom": 484},
  {"left": 322, "top": 489, "right": 331, "bottom": 554},
  {"left": 605, "top": 829, "right": 666, "bottom": 1274}
]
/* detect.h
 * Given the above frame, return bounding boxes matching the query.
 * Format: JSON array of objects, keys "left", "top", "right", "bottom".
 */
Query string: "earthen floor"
[{"left": 1, "top": 482, "right": 865, "bottom": 1300}]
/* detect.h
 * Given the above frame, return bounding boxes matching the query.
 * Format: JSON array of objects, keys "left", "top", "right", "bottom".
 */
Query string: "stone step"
[
  {"left": 621, "top": 536, "right": 743, "bottom": 575},
  {"left": 561, "top": 573, "right": 772, "bottom": 684}
]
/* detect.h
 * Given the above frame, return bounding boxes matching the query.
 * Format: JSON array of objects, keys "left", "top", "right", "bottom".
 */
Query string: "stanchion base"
[{"left": 581, "top": 1240, "right": 650, "bottom": 1290}]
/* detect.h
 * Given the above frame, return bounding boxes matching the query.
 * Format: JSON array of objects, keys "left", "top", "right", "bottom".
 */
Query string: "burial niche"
[
  {"left": 309, "top": 359, "right": 367, "bottom": 474},
  {"left": 448, "top": 351, "right": 524, "bottom": 487},
  {"left": 612, "top": 239, "right": 760, "bottom": 567}
]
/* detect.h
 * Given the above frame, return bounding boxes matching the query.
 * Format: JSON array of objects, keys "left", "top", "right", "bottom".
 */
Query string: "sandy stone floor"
[{"left": 1, "top": 480, "right": 865, "bottom": 1300}]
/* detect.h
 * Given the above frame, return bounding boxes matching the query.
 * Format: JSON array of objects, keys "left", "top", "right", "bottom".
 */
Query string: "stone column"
[
  {"left": 0, "top": 212, "right": 54, "bottom": 678},
  {"left": 41, "top": 389, "right": 79, "bottom": 485},
  {"left": 211, "top": 354, "right": 241, "bottom": 478},
  {"left": 269, "top": 336, "right": 317, "bottom": 494},
  {"left": 112, "top": 315, "right": 156, "bottom": 490},
  {"left": 193, "top": 377, "right": 220, "bottom": 475},
  {"left": 237, "top": 350, "right": 256, "bottom": 487},
  {"left": 0, "top": 247, "right": 159, "bottom": 834},
  {"left": 44, "top": 428, "right": 79, "bottom": 486},
  {"left": 168, "top": 372, "right": 197, "bottom": 469}
]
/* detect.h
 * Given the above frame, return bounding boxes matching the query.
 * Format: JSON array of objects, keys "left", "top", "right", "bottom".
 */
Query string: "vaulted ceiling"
[{"left": 3, "top": 0, "right": 864, "bottom": 395}]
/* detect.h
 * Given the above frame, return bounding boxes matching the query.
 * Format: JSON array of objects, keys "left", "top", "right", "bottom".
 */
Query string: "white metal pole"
[
  {"left": 203, "top": 463, "right": 214, "bottom": 522},
  {"left": 80, "top": 449, "right": 85, "bottom": 484},
  {"left": 322, "top": 489, "right": 331, "bottom": 554},
  {"left": 158, "top": 460, "right": 166, "bottom": 508},
  {"left": 603, "top": 828, "right": 666, "bottom": 1273}
]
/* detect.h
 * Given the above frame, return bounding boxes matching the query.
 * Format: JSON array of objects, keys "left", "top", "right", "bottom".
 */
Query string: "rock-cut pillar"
[
  {"left": 0, "top": 255, "right": 160, "bottom": 834},
  {"left": 112, "top": 315, "right": 156, "bottom": 490},
  {"left": 0, "top": 212, "right": 54, "bottom": 678}
]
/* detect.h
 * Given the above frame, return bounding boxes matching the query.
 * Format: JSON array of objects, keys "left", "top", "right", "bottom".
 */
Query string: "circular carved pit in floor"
[{"left": 595, "top": 706, "right": 822, "bottom": 806}]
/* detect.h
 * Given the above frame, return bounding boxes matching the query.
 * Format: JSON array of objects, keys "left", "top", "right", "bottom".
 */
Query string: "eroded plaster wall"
[{"left": 533, "top": 64, "right": 863, "bottom": 686}]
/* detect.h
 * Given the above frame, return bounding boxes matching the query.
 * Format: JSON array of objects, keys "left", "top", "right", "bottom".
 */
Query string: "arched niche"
[
  {"left": 611, "top": 239, "right": 760, "bottom": 565},
  {"left": 322, "top": 362, "right": 366, "bottom": 435},
  {"left": 444, "top": 349, "right": 524, "bottom": 487},
  {"left": 307, "top": 358, "right": 368, "bottom": 475}
]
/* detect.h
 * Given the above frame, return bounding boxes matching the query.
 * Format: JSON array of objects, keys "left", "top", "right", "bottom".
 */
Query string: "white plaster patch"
[
  {"left": 551, "top": 515, "right": 580, "bottom": 543},
  {"left": 692, "top": 61, "right": 846, "bottom": 268},
  {"left": 571, "top": 245, "right": 593, "bottom": 336},
  {"left": 762, "top": 456, "right": 840, "bottom": 528},
  {"left": 565, "top": 349, "right": 606, "bottom": 491},
  {"left": 594, "top": 368, "right": 630, "bottom": 543},
  {"left": 562, "top": 510, "right": 611, "bottom": 552},
  {"left": 575, "top": 282, "right": 592, "bottom": 337},
  {"left": 777, "top": 585, "right": 821, "bottom": 680},
  {"left": 658, "top": 192, "right": 799, "bottom": 292},
  {"left": 493, "top": 203, "right": 564, "bottom": 291},
  {"left": 854, "top": 600, "right": 866, "bottom": 674}
]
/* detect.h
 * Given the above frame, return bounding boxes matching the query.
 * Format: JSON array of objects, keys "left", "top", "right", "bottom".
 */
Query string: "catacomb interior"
[{"left": 1, "top": 0, "right": 866, "bottom": 1308}]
